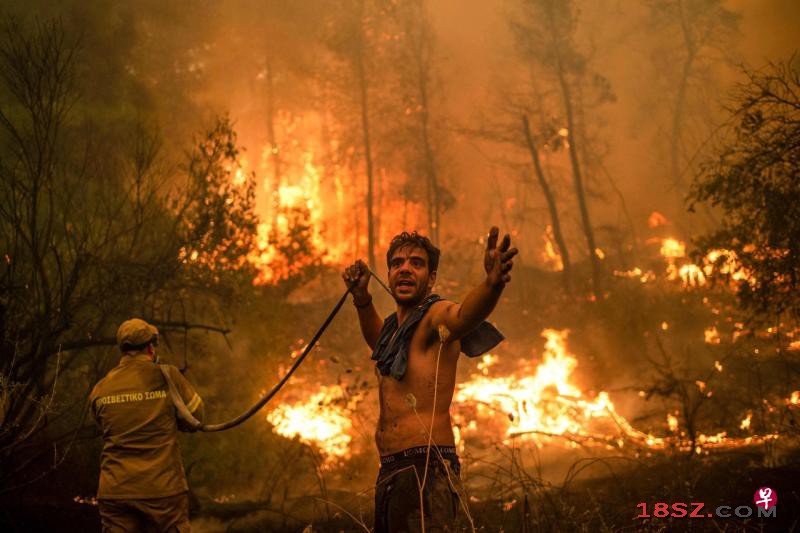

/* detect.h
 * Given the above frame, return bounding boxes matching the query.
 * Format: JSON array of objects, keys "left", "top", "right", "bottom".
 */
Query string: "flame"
[
  {"left": 788, "top": 391, "right": 800, "bottom": 405},
  {"left": 660, "top": 238, "right": 705, "bottom": 288},
  {"left": 667, "top": 413, "right": 679, "bottom": 433},
  {"left": 654, "top": 238, "right": 756, "bottom": 289},
  {"left": 648, "top": 211, "right": 668, "bottom": 228},
  {"left": 228, "top": 113, "right": 353, "bottom": 284},
  {"left": 613, "top": 267, "right": 656, "bottom": 283},
  {"left": 678, "top": 264, "right": 706, "bottom": 287},
  {"left": 268, "top": 329, "right": 781, "bottom": 463},
  {"left": 247, "top": 140, "right": 340, "bottom": 283},
  {"left": 266, "top": 385, "right": 358, "bottom": 463},
  {"left": 477, "top": 354, "right": 499, "bottom": 376},
  {"left": 541, "top": 226, "right": 564, "bottom": 272},
  {"left": 704, "top": 249, "right": 754, "bottom": 285},
  {"left": 453, "top": 330, "right": 666, "bottom": 449},
  {"left": 451, "top": 329, "right": 778, "bottom": 454},
  {"left": 660, "top": 238, "right": 686, "bottom": 259},
  {"left": 704, "top": 327, "right": 721, "bottom": 345},
  {"left": 232, "top": 166, "right": 247, "bottom": 186},
  {"left": 237, "top": 112, "right": 435, "bottom": 284}
]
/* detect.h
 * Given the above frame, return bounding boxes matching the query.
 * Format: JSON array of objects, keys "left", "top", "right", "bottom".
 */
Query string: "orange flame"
[
  {"left": 453, "top": 329, "right": 666, "bottom": 449},
  {"left": 266, "top": 384, "right": 358, "bottom": 464},
  {"left": 660, "top": 238, "right": 686, "bottom": 259},
  {"left": 452, "top": 329, "right": 778, "bottom": 454},
  {"left": 541, "top": 226, "right": 564, "bottom": 272},
  {"left": 655, "top": 238, "right": 756, "bottom": 289},
  {"left": 267, "top": 329, "right": 782, "bottom": 463},
  {"left": 238, "top": 113, "right": 432, "bottom": 284}
]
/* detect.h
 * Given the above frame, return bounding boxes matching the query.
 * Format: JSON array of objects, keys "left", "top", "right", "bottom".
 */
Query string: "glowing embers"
[
  {"left": 476, "top": 354, "right": 499, "bottom": 375},
  {"left": 786, "top": 326, "right": 800, "bottom": 350},
  {"left": 704, "top": 327, "right": 721, "bottom": 345},
  {"left": 648, "top": 211, "right": 668, "bottom": 228},
  {"left": 266, "top": 384, "right": 356, "bottom": 463},
  {"left": 667, "top": 413, "right": 679, "bottom": 433},
  {"left": 612, "top": 267, "right": 656, "bottom": 283}
]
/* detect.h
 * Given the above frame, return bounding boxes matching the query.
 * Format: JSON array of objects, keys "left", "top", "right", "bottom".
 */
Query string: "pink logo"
[{"left": 754, "top": 487, "right": 777, "bottom": 509}]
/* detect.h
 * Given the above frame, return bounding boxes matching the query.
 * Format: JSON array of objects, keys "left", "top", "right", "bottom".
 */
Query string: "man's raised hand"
[
  {"left": 343, "top": 259, "right": 371, "bottom": 304},
  {"left": 484, "top": 226, "right": 518, "bottom": 289}
]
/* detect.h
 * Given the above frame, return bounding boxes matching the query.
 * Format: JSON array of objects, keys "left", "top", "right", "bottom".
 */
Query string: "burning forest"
[{"left": 1, "top": 1, "right": 799, "bottom": 532}]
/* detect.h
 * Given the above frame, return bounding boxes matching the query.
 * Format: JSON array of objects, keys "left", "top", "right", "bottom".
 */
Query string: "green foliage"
[
  {"left": 182, "top": 115, "right": 258, "bottom": 284},
  {"left": 690, "top": 59, "right": 800, "bottom": 319},
  {"left": 0, "top": 17, "right": 259, "bottom": 486}
]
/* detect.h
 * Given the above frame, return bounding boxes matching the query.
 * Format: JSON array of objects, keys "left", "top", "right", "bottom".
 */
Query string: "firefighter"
[{"left": 90, "top": 318, "right": 203, "bottom": 532}]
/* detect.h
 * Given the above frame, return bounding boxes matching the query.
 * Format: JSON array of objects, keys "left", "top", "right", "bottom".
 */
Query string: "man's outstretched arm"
[
  {"left": 343, "top": 259, "right": 383, "bottom": 350},
  {"left": 432, "top": 227, "right": 517, "bottom": 341}
]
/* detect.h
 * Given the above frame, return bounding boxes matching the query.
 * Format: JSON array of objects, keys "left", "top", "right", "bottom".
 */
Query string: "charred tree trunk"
[
  {"left": 521, "top": 115, "right": 572, "bottom": 295},
  {"left": 670, "top": 1, "right": 717, "bottom": 230},
  {"left": 549, "top": 23, "right": 602, "bottom": 297},
  {"left": 670, "top": 52, "right": 693, "bottom": 192},
  {"left": 354, "top": 6, "right": 377, "bottom": 270},
  {"left": 671, "top": 0, "right": 696, "bottom": 193},
  {"left": 418, "top": 63, "right": 440, "bottom": 245},
  {"left": 264, "top": 58, "right": 282, "bottom": 229},
  {"left": 573, "top": 96, "right": 640, "bottom": 267},
  {"left": 558, "top": 81, "right": 602, "bottom": 295},
  {"left": 409, "top": 3, "right": 440, "bottom": 245}
]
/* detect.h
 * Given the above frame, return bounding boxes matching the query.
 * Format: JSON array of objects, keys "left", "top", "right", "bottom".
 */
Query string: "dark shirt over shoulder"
[
  {"left": 89, "top": 353, "right": 203, "bottom": 499},
  {"left": 371, "top": 294, "right": 505, "bottom": 380}
]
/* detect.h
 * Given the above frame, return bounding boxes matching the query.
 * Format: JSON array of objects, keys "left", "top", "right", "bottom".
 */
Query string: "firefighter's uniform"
[{"left": 90, "top": 319, "right": 203, "bottom": 532}]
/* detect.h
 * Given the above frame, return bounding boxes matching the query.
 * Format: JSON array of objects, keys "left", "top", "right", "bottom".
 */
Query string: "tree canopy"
[{"left": 690, "top": 58, "right": 800, "bottom": 320}]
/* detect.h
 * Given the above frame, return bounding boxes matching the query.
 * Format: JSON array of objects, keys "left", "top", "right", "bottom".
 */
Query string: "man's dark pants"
[{"left": 374, "top": 450, "right": 463, "bottom": 533}]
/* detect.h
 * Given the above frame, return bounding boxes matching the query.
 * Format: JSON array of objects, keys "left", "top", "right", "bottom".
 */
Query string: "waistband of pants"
[{"left": 379, "top": 445, "right": 458, "bottom": 467}]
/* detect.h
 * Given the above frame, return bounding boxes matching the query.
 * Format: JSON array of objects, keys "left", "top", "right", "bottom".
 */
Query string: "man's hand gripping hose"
[{"left": 164, "top": 268, "right": 390, "bottom": 433}]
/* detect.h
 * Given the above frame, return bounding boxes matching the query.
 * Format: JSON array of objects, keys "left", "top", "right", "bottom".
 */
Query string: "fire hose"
[{"left": 162, "top": 268, "right": 391, "bottom": 433}]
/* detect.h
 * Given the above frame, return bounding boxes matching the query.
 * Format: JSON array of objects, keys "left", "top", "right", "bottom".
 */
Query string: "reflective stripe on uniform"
[{"left": 186, "top": 394, "right": 202, "bottom": 413}]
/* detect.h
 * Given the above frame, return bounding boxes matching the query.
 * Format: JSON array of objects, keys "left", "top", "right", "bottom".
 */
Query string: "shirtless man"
[{"left": 343, "top": 228, "right": 517, "bottom": 532}]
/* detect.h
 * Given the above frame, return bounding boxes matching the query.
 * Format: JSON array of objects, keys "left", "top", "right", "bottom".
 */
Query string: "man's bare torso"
[{"left": 375, "top": 301, "right": 461, "bottom": 455}]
